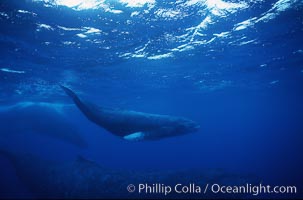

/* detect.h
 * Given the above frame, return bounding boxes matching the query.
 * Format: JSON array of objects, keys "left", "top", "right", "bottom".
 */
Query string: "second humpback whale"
[{"left": 60, "top": 85, "right": 199, "bottom": 141}]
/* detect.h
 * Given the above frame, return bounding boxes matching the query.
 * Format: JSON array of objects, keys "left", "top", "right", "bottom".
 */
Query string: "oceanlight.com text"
[
  {"left": 127, "top": 183, "right": 297, "bottom": 196},
  {"left": 209, "top": 183, "right": 297, "bottom": 196}
]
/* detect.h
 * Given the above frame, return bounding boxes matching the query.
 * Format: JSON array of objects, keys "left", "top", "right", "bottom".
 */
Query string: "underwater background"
[{"left": 0, "top": 0, "right": 303, "bottom": 199}]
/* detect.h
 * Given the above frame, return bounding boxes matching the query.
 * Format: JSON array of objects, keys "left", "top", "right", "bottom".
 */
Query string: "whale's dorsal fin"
[
  {"left": 76, "top": 155, "right": 99, "bottom": 166},
  {"left": 123, "top": 132, "right": 145, "bottom": 141}
]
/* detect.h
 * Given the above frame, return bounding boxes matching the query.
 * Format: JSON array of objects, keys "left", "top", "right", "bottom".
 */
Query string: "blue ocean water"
[{"left": 0, "top": 0, "right": 303, "bottom": 199}]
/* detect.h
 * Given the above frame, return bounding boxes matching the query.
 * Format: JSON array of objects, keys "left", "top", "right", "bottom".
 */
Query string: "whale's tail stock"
[
  {"left": 59, "top": 84, "right": 79, "bottom": 101},
  {"left": 59, "top": 84, "right": 95, "bottom": 122}
]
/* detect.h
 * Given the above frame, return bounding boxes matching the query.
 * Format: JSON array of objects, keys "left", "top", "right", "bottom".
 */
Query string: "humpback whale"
[
  {"left": 60, "top": 85, "right": 199, "bottom": 141},
  {"left": 0, "top": 102, "right": 87, "bottom": 148},
  {"left": 0, "top": 147, "right": 256, "bottom": 198}
]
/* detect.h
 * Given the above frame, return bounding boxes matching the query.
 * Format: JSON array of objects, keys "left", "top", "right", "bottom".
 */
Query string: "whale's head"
[
  {"left": 173, "top": 118, "right": 200, "bottom": 135},
  {"left": 125, "top": 117, "right": 200, "bottom": 141}
]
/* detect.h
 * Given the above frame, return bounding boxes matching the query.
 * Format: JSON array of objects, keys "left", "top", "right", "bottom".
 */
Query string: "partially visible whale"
[
  {"left": 60, "top": 85, "right": 199, "bottom": 141},
  {"left": 0, "top": 147, "right": 256, "bottom": 199},
  {"left": 0, "top": 102, "right": 87, "bottom": 148},
  {"left": 0, "top": 148, "right": 130, "bottom": 198}
]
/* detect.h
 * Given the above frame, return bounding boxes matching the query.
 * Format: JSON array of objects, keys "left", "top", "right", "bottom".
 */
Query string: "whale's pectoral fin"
[{"left": 123, "top": 132, "right": 145, "bottom": 141}]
